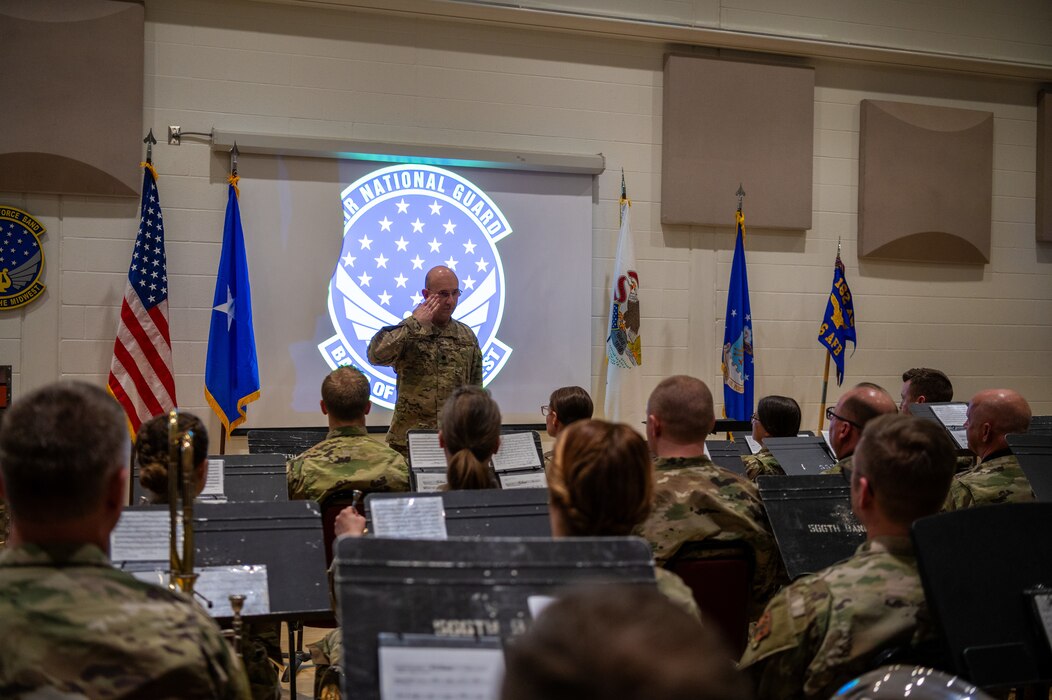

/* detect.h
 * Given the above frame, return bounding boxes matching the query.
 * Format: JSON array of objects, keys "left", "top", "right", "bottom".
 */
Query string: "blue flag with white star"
[
  {"left": 205, "top": 177, "right": 260, "bottom": 435},
  {"left": 721, "top": 210, "right": 753, "bottom": 421}
]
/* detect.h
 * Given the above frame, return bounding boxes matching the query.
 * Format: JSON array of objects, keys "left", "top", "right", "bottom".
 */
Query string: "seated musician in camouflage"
[
  {"left": 541, "top": 385, "right": 593, "bottom": 469},
  {"left": 501, "top": 585, "right": 751, "bottom": 700},
  {"left": 740, "top": 413, "right": 957, "bottom": 700},
  {"left": 287, "top": 366, "right": 409, "bottom": 503},
  {"left": 742, "top": 395, "right": 801, "bottom": 480},
  {"left": 310, "top": 385, "right": 502, "bottom": 693},
  {"left": 822, "top": 383, "right": 897, "bottom": 475},
  {"left": 899, "top": 367, "right": 953, "bottom": 412},
  {"left": 547, "top": 418, "right": 700, "bottom": 618},
  {"left": 635, "top": 375, "right": 784, "bottom": 618},
  {"left": 367, "top": 265, "right": 483, "bottom": 459},
  {"left": 0, "top": 382, "right": 250, "bottom": 699},
  {"left": 136, "top": 412, "right": 281, "bottom": 700},
  {"left": 944, "top": 388, "right": 1033, "bottom": 509}
]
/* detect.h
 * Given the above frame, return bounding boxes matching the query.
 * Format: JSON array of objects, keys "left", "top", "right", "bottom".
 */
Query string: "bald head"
[
  {"left": 646, "top": 376, "right": 714, "bottom": 453},
  {"left": 422, "top": 266, "right": 460, "bottom": 326},
  {"left": 965, "top": 388, "right": 1032, "bottom": 459},
  {"left": 830, "top": 383, "right": 898, "bottom": 459}
]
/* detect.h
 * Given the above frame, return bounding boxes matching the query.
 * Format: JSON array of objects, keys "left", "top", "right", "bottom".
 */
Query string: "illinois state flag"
[
  {"left": 721, "top": 210, "right": 753, "bottom": 421},
  {"left": 818, "top": 252, "right": 856, "bottom": 385},
  {"left": 604, "top": 194, "right": 643, "bottom": 425},
  {"left": 205, "top": 176, "right": 260, "bottom": 435}
]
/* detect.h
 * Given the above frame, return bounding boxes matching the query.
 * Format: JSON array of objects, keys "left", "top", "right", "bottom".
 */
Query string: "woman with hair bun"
[{"left": 439, "top": 385, "right": 501, "bottom": 490}]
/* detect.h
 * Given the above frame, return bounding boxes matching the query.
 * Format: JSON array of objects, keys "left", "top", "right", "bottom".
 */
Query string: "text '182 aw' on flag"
[{"left": 818, "top": 251, "right": 856, "bottom": 386}]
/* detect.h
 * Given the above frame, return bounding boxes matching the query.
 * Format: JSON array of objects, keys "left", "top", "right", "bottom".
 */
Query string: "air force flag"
[{"left": 319, "top": 164, "right": 513, "bottom": 408}]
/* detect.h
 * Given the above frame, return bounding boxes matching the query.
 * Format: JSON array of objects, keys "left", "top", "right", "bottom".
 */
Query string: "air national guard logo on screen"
[
  {"left": 318, "top": 164, "right": 513, "bottom": 409},
  {"left": 0, "top": 207, "right": 46, "bottom": 310}
]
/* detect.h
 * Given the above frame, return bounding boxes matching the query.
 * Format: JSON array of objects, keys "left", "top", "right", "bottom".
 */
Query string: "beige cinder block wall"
[{"left": 1, "top": 0, "right": 1049, "bottom": 440}]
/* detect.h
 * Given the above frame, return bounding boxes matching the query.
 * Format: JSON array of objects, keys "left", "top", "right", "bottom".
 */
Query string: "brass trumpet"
[{"left": 167, "top": 409, "right": 198, "bottom": 594}]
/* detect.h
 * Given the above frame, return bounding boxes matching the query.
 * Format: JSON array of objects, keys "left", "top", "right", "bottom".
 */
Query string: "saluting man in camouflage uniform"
[
  {"left": 0, "top": 382, "right": 249, "bottom": 699},
  {"left": 821, "top": 382, "right": 897, "bottom": 475},
  {"left": 368, "top": 266, "right": 483, "bottom": 459},
  {"left": 944, "top": 388, "right": 1033, "bottom": 510},
  {"left": 740, "top": 413, "right": 958, "bottom": 699},
  {"left": 635, "top": 375, "right": 785, "bottom": 618},
  {"left": 287, "top": 366, "right": 409, "bottom": 503}
]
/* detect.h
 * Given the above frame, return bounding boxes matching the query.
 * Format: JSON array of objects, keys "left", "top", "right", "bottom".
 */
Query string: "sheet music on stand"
[
  {"left": 200, "top": 458, "right": 225, "bottom": 499},
  {"left": 491, "top": 432, "right": 543, "bottom": 472},
  {"left": 407, "top": 431, "right": 447, "bottom": 469},
  {"left": 929, "top": 404, "right": 970, "bottom": 450},
  {"left": 111, "top": 507, "right": 180, "bottom": 563},
  {"left": 370, "top": 495, "right": 448, "bottom": 540},
  {"left": 498, "top": 470, "right": 547, "bottom": 489},
  {"left": 133, "top": 565, "right": 272, "bottom": 617},
  {"left": 378, "top": 634, "right": 504, "bottom": 700}
]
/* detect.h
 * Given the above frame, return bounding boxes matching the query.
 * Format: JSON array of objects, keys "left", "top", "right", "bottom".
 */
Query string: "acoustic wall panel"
[
  {"left": 1039, "top": 90, "right": 1051, "bottom": 243},
  {"left": 662, "top": 54, "right": 814, "bottom": 230},
  {"left": 858, "top": 99, "right": 993, "bottom": 263},
  {"left": 0, "top": 1, "right": 144, "bottom": 197}
]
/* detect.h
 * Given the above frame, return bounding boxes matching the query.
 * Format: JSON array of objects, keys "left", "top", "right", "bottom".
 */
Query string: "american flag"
[{"left": 108, "top": 165, "right": 177, "bottom": 433}]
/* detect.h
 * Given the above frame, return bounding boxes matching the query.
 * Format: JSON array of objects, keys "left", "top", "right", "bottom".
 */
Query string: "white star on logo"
[
  {"left": 730, "top": 309, "right": 737, "bottom": 317},
  {"left": 378, "top": 290, "right": 392, "bottom": 306},
  {"left": 395, "top": 199, "right": 410, "bottom": 214},
  {"left": 358, "top": 234, "right": 373, "bottom": 250},
  {"left": 212, "top": 286, "right": 235, "bottom": 331},
  {"left": 475, "top": 258, "right": 490, "bottom": 272},
  {"left": 410, "top": 255, "right": 425, "bottom": 270},
  {"left": 443, "top": 220, "right": 456, "bottom": 235},
  {"left": 410, "top": 292, "right": 424, "bottom": 305},
  {"left": 394, "top": 236, "right": 409, "bottom": 252},
  {"left": 444, "top": 256, "right": 458, "bottom": 270},
  {"left": 375, "top": 253, "right": 389, "bottom": 269},
  {"left": 745, "top": 314, "right": 751, "bottom": 322},
  {"left": 411, "top": 218, "right": 425, "bottom": 233},
  {"left": 429, "top": 200, "right": 442, "bottom": 215},
  {"left": 358, "top": 272, "right": 372, "bottom": 287},
  {"left": 463, "top": 239, "right": 476, "bottom": 254},
  {"left": 378, "top": 217, "right": 393, "bottom": 232},
  {"left": 394, "top": 273, "right": 408, "bottom": 288},
  {"left": 428, "top": 238, "right": 442, "bottom": 253},
  {"left": 342, "top": 252, "right": 356, "bottom": 267},
  {"left": 462, "top": 275, "right": 476, "bottom": 290}
]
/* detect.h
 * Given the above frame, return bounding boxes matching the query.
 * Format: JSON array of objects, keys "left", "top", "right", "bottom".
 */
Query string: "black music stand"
[
  {"left": 365, "top": 488, "right": 551, "bottom": 537},
  {"left": 706, "top": 440, "right": 749, "bottom": 475},
  {"left": 757, "top": 475, "right": 866, "bottom": 579},
  {"left": 764, "top": 436, "right": 837, "bottom": 475},
  {"left": 247, "top": 428, "right": 328, "bottom": 458},
  {"left": 1029, "top": 416, "right": 1052, "bottom": 436},
  {"left": 335, "top": 536, "right": 656, "bottom": 700},
  {"left": 912, "top": 503, "right": 1052, "bottom": 689},
  {"left": 1006, "top": 433, "right": 1052, "bottom": 502},
  {"left": 131, "top": 453, "right": 288, "bottom": 504}
]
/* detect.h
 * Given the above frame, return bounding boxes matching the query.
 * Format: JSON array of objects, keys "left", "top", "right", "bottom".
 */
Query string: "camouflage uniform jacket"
[
  {"left": 0, "top": 542, "right": 250, "bottom": 700},
  {"left": 820, "top": 453, "right": 852, "bottom": 476},
  {"left": 367, "top": 316, "right": 483, "bottom": 450},
  {"left": 743, "top": 446, "right": 785, "bottom": 481},
  {"left": 287, "top": 425, "right": 409, "bottom": 503},
  {"left": 944, "top": 450, "right": 1034, "bottom": 511},
  {"left": 635, "top": 455, "right": 786, "bottom": 616},
  {"left": 655, "top": 566, "right": 701, "bottom": 620},
  {"left": 739, "top": 536, "right": 932, "bottom": 700}
]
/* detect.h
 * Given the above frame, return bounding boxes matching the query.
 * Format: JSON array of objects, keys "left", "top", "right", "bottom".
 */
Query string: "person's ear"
[
  {"left": 107, "top": 467, "right": 129, "bottom": 511},
  {"left": 438, "top": 431, "right": 446, "bottom": 449},
  {"left": 363, "top": 402, "right": 372, "bottom": 416},
  {"left": 320, "top": 400, "right": 328, "bottom": 416}
]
